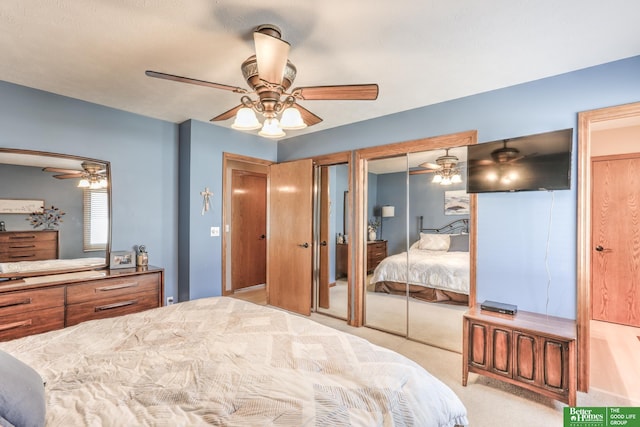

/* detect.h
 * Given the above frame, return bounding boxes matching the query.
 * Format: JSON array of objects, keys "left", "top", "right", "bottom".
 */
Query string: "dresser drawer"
[
  {"left": 66, "top": 290, "right": 160, "bottom": 326},
  {"left": 66, "top": 273, "right": 160, "bottom": 304},
  {"left": 0, "top": 230, "right": 58, "bottom": 243},
  {"left": 0, "top": 306, "right": 65, "bottom": 341},
  {"left": 0, "top": 230, "right": 59, "bottom": 262},
  {"left": 0, "top": 287, "right": 65, "bottom": 317}
]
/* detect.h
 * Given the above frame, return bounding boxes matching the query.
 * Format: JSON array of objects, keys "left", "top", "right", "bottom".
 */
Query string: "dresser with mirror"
[{"left": 0, "top": 148, "right": 163, "bottom": 341}]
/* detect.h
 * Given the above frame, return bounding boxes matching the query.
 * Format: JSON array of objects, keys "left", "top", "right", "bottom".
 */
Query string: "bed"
[
  {"left": 371, "top": 218, "right": 470, "bottom": 304},
  {"left": 0, "top": 297, "right": 468, "bottom": 426}
]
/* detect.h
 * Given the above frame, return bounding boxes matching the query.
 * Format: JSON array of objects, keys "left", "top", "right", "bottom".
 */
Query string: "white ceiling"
[{"left": 1, "top": 1, "right": 639, "bottom": 141}]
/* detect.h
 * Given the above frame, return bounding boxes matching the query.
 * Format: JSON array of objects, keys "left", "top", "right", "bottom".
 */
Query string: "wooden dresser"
[
  {"left": 463, "top": 306, "right": 577, "bottom": 406},
  {"left": 335, "top": 240, "right": 388, "bottom": 278},
  {"left": 0, "top": 266, "right": 164, "bottom": 341},
  {"left": 0, "top": 230, "right": 59, "bottom": 263},
  {"left": 366, "top": 240, "right": 387, "bottom": 273}
]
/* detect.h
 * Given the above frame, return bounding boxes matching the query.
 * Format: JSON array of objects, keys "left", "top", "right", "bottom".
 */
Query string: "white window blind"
[{"left": 83, "top": 189, "right": 108, "bottom": 251}]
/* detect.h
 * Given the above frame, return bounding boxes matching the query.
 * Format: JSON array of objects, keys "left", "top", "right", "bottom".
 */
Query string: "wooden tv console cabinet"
[
  {"left": 463, "top": 306, "right": 577, "bottom": 406},
  {"left": 0, "top": 266, "right": 164, "bottom": 341}
]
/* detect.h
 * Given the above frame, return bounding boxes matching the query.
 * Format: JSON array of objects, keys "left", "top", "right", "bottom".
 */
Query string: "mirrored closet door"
[
  {"left": 355, "top": 131, "right": 477, "bottom": 352},
  {"left": 314, "top": 163, "right": 350, "bottom": 319},
  {"left": 406, "top": 148, "right": 470, "bottom": 352},
  {"left": 364, "top": 155, "right": 409, "bottom": 335}
]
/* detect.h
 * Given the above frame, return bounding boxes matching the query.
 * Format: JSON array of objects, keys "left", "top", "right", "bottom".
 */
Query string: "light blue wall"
[
  {"left": 0, "top": 80, "right": 179, "bottom": 299},
  {"left": 279, "top": 55, "right": 640, "bottom": 319},
  {"left": 177, "top": 120, "right": 277, "bottom": 300}
]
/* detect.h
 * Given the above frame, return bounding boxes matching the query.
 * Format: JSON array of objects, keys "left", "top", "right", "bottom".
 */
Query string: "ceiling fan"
[
  {"left": 471, "top": 140, "right": 529, "bottom": 166},
  {"left": 410, "top": 149, "right": 462, "bottom": 184},
  {"left": 145, "top": 24, "right": 379, "bottom": 138},
  {"left": 43, "top": 162, "right": 108, "bottom": 189}
]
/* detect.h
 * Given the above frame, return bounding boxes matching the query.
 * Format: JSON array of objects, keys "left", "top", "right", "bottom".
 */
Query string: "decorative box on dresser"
[
  {"left": 0, "top": 230, "right": 59, "bottom": 263},
  {"left": 0, "top": 266, "right": 164, "bottom": 341},
  {"left": 462, "top": 306, "right": 577, "bottom": 406}
]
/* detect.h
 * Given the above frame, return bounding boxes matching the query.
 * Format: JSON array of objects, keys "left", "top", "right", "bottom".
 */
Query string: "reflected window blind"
[{"left": 83, "top": 189, "right": 108, "bottom": 251}]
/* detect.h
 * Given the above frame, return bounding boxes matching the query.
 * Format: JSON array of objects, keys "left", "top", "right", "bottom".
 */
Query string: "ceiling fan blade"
[
  {"left": 409, "top": 169, "right": 436, "bottom": 175},
  {"left": 292, "top": 104, "right": 323, "bottom": 126},
  {"left": 419, "top": 162, "right": 441, "bottom": 169},
  {"left": 43, "top": 167, "right": 82, "bottom": 174},
  {"left": 145, "top": 70, "right": 248, "bottom": 94},
  {"left": 53, "top": 174, "right": 83, "bottom": 179},
  {"left": 210, "top": 104, "right": 244, "bottom": 122},
  {"left": 253, "top": 31, "right": 290, "bottom": 84},
  {"left": 292, "top": 84, "right": 379, "bottom": 101}
]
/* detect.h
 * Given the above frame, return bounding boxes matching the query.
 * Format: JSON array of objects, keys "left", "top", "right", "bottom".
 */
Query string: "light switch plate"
[{"left": 210, "top": 226, "right": 220, "bottom": 237}]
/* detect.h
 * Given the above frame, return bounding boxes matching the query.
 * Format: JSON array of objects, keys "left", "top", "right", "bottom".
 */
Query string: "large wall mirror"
[
  {"left": 0, "top": 149, "right": 111, "bottom": 279},
  {"left": 354, "top": 131, "right": 477, "bottom": 352}
]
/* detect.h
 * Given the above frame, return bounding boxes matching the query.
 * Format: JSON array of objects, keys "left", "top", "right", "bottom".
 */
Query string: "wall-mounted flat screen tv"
[{"left": 466, "top": 128, "right": 573, "bottom": 193}]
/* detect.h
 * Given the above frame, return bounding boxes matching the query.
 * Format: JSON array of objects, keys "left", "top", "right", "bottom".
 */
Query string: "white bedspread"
[
  {"left": 0, "top": 297, "right": 468, "bottom": 426},
  {"left": 371, "top": 249, "right": 470, "bottom": 294}
]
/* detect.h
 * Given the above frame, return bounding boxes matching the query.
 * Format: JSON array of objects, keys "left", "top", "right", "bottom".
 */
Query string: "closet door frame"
[{"left": 353, "top": 131, "right": 478, "bottom": 327}]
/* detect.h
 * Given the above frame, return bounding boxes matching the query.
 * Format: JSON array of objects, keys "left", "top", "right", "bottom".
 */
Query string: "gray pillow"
[
  {"left": 448, "top": 234, "right": 469, "bottom": 252},
  {"left": 0, "top": 350, "right": 45, "bottom": 427}
]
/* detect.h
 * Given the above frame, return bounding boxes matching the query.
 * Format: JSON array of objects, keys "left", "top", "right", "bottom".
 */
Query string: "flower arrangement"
[
  {"left": 368, "top": 218, "right": 380, "bottom": 233},
  {"left": 27, "top": 205, "right": 65, "bottom": 229}
]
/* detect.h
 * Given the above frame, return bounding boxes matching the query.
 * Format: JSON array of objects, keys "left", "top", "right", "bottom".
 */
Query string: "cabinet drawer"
[
  {"left": 0, "top": 231, "right": 58, "bottom": 243},
  {"left": 67, "top": 273, "right": 160, "bottom": 304},
  {"left": 0, "top": 306, "right": 65, "bottom": 341},
  {"left": 66, "top": 290, "right": 160, "bottom": 326},
  {"left": 0, "top": 287, "right": 65, "bottom": 317},
  {"left": 0, "top": 247, "right": 58, "bottom": 262}
]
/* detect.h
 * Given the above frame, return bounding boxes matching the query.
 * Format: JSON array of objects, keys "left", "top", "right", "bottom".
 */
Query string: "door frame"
[
  {"left": 353, "top": 130, "right": 478, "bottom": 327},
  {"left": 576, "top": 100, "right": 640, "bottom": 392},
  {"left": 222, "top": 153, "right": 273, "bottom": 296}
]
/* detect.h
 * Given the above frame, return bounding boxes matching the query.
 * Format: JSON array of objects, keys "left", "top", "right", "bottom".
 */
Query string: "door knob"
[
  {"left": 595, "top": 245, "right": 604, "bottom": 252},
  {"left": 320, "top": 241, "right": 327, "bottom": 246},
  {"left": 260, "top": 234, "right": 266, "bottom": 240},
  {"left": 298, "top": 242, "right": 309, "bottom": 248}
]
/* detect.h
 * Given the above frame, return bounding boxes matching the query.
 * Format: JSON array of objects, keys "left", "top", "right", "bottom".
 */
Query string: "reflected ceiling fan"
[
  {"left": 410, "top": 149, "right": 462, "bottom": 185},
  {"left": 471, "top": 140, "right": 529, "bottom": 166},
  {"left": 145, "top": 24, "right": 379, "bottom": 138},
  {"left": 43, "top": 162, "right": 108, "bottom": 189}
]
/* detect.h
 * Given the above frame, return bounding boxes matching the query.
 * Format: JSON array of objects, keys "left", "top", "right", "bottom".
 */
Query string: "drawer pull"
[
  {"left": 0, "top": 297, "right": 32, "bottom": 309},
  {"left": 8, "top": 235, "right": 36, "bottom": 240},
  {"left": 95, "top": 299, "right": 138, "bottom": 312},
  {"left": 8, "top": 244, "right": 36, "bottom": 249},
  {"left": 0, "top": 319, "right": 32, "bottom": 332},
  {"left": 9, "top": 254, "right": 36, "bottom": 259},
  {"left": 95, "top": 282, "right": 139, "bottom": 292}
]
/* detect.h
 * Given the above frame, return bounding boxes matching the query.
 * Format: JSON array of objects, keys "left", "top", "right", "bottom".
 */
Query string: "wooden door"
[
  {"left": 268, "top": 159, "right": 313, "bottom": 315},
  {"left": 318, "top": 166, "right": 330, "bottom": 309},
  {"left": 592, "top": 154, "right": 640, "bottom": 327},
  {"left": 231, "top": 170, "right": 267, "bottom": 290}
]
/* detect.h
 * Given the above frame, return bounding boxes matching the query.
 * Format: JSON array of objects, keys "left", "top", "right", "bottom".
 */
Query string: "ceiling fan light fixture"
[
  {"left": 280, "top": 107, "right": 307, "bottom": 130},
  {"left": 77, "top": 178, "right": 90, "bottom": 188},
  {"left": 432, "top": 174, "right": 443, "bottom": 184},
  {"left": 258, "top": 118, "right": 286, "bottom": 138},
  {"left": 451, "top": 174, "right": 462, "bottom": 184},
  {"left": 231, "top": 108, "right": 261, "bottom": 130}
]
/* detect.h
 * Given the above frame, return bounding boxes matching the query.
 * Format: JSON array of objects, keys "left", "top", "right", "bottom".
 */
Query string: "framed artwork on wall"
[
  {"left": 0, "top": 199, "right": 44, "bottom": 214},
  {"left": 444, "top": 190, "right": 469, "bottom": 215}
]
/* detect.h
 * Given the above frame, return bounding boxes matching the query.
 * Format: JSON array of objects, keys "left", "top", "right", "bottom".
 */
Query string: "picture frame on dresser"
[{"left": 109, "top": 251, "right": 136, "bottom": 269}]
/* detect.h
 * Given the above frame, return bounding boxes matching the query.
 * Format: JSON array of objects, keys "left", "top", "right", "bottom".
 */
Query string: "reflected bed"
[
  {"left": 0, "top": 297, "right": 468, "bottom": 426},
  {"left": 371, "top": 218, "right": 470, "bottom": 305}
]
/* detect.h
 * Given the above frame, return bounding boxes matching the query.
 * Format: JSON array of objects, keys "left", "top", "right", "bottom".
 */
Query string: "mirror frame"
[
  {"left": 353, "top": 130, "right": 477, "bottom": 327},
  {"left": 0, "top": 148, "right": 112, "bottom": 279}
]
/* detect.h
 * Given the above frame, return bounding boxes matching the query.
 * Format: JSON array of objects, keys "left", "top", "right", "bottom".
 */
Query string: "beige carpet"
[{"left": 318, "top": 281, "right": 465, "bottom": 352}]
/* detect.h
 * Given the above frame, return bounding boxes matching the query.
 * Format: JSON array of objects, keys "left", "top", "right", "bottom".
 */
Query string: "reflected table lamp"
[{"left": 380, "top": 205, "right": 395, "bottom": 240}]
